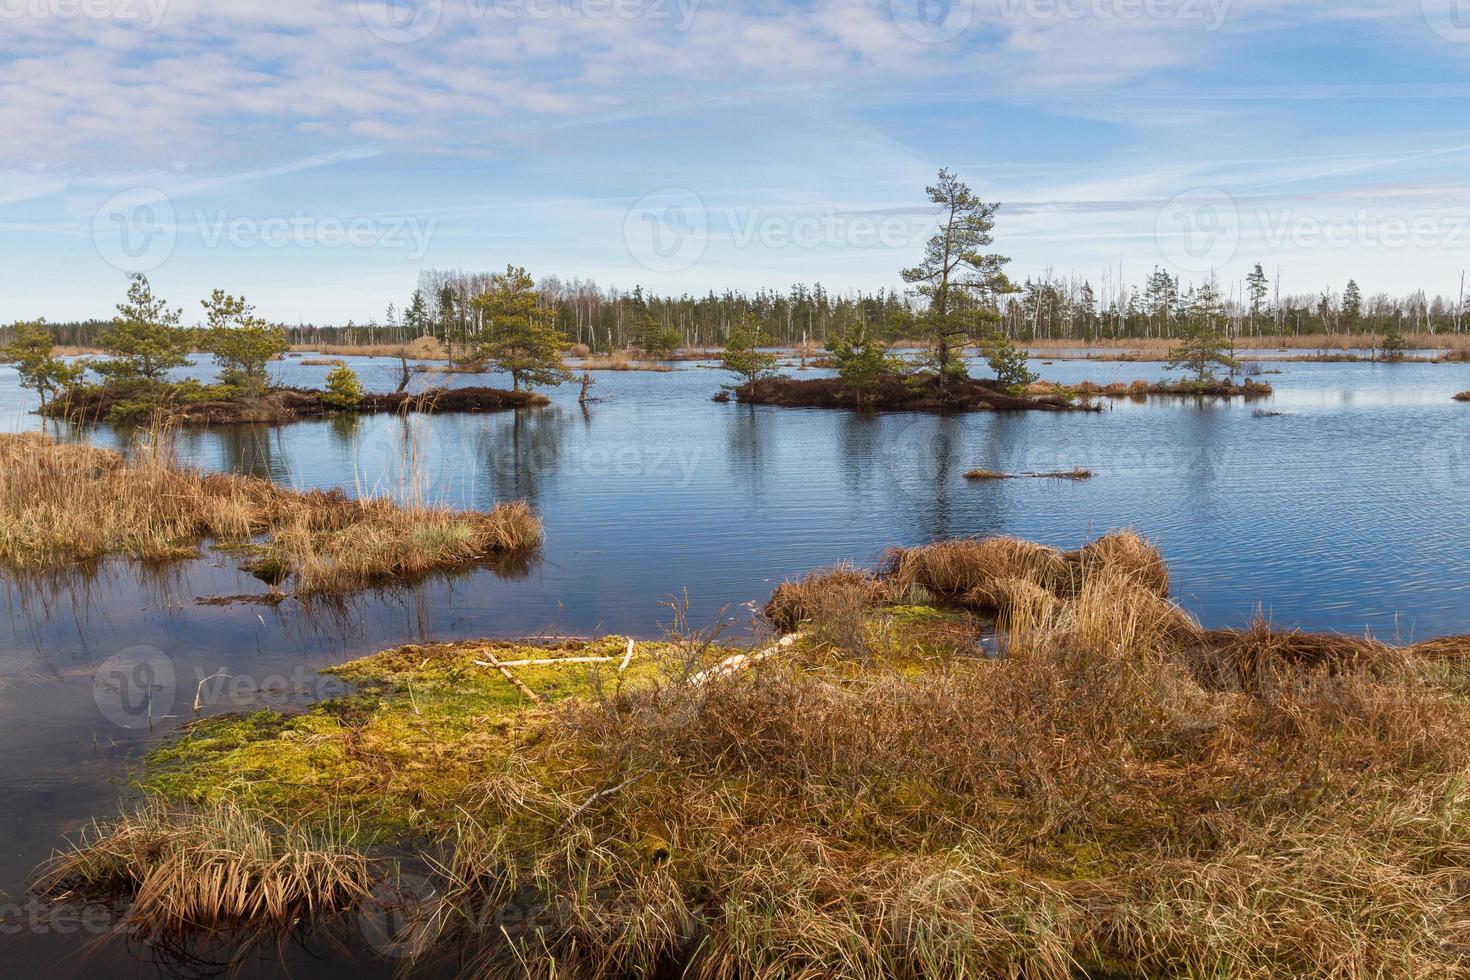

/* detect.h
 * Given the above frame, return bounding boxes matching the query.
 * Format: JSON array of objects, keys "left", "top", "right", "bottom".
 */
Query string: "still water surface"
[{"left": 1, "top": 353, "right": 1467, "bottom": 976}]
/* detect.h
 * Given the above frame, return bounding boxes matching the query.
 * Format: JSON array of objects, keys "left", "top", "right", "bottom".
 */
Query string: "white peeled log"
[{"left": 689, "top": 634, "right": 800, "bottom": 688}]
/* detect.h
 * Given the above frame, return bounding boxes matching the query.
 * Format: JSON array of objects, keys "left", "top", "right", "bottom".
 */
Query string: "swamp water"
[{"left": 1, "top": 352, "right": 1467, "bottom": 976}]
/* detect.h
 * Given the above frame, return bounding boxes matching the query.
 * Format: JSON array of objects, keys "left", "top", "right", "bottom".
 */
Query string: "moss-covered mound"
[
  {"left": 733, "top": 373, "right": 1097, "bottom": 413},
  {"left": 43, "top": 383, "right": 548, "bottom": 425}
]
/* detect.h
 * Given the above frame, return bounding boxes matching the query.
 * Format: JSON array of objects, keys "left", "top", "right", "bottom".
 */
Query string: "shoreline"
[{"left": 37, "top": 530, "right": 1470, "bottom": 976}]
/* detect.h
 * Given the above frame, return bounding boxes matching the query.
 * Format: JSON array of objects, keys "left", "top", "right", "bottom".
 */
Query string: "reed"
[
  {"left": 37, "top": 801, "right": 372, "bottom": 937},
  {"left": 0, "top": 431, "right": 540, "bottom": 592}
]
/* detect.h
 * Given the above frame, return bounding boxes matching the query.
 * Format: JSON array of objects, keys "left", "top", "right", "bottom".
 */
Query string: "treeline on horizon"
[{"left": 10, "top": 266, "right": 1467, "bottom": 351}]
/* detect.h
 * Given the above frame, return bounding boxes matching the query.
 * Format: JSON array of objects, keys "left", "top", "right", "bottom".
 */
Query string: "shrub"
[{"left": 322, "top": 364, "right": 364, "bottom": 408}]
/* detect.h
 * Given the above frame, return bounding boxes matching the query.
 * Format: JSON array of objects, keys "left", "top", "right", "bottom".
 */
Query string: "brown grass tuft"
[
  {"left": 1077, "top": 528, "right": 1169, "bottom": 596},
  {"left": 37, "top": 801, "right": 371, "bottom": 937},
  {"left": 0, "top": 431, "right": 540, "bottom": 592},
  {"left": 882, "top": 536, "right": 1074, "bottom": 609},
  {"left": 764, "top": 563, "right": 888, "bottom": 634}
]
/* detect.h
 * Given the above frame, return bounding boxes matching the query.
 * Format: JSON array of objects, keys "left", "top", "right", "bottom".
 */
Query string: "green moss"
[{"left": 141, "top": 637, "right": 676, "bottom": 842}]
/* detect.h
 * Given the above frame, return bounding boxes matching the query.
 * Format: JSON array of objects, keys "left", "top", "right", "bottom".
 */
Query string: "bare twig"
[
  {"left": 474, "top": 653, "right": 544, "bottom": 705},
  {"left": 489, "top": 656, "right": 619, "bottom": 668},
  {"left": 559, "top": 771, "right": 648, "bottom": 830}
]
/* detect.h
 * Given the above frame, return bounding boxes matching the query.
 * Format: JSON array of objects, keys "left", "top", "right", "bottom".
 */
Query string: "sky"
[{"left": 3, "top": 0, "right": 1470, "bottom": 323}]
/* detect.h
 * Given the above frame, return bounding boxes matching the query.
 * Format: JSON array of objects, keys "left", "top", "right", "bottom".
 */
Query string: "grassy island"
[
  {"left": 730, "top": 373, "right": 1097, "bottom": 413},
  {"left": 0, "top": 433, "right": 540, "bottom": 594},
  {"left": 42, "top": 382, "right": 548, "bottom": 425},
  {"left": 36, "top": 529, "right": 1470, "bottom": 977}
]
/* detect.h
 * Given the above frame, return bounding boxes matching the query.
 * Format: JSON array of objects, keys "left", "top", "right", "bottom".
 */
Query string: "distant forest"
[{"left": 13, "top": 265, "right": 1468, "bottom": 350}]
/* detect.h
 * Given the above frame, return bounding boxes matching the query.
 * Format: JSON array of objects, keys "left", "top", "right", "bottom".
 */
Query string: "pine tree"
[
  {"left": 1342, "top": 280, "right": 1362, "bottom": 328},
  {"left": 1246, "top": 263, "right": 1269, "bottom": 333},
  {"left": 404, "top": 290, "right": 432, "bottom": 337},
  {"left": 901, "top": 169, "right": 1015, "bottom": 384},
  {"left": 96, "top": 274, "right": 190, "bottom": 384},
  {"left": 979, "top": 329, "right": 1038, "bottom": 389},
  {"left": 719, "top": 315, "right": 780, "bottom": 388},
  {"left": 1166, "top": 280, "right": 1237, "bottom": 383},
  {"left": 633, "top": 314, "right": 681, "bottom": 359},
  {"left": 826, "top": 322, "right": 896, "bottom": 394},
  {"left": 201, "top": 289, "right": 289, "bottom": 391},
  {"left": 322, "top": 363, "right": 365, "bottom": 407},
  {"left": 471, "top": 265, "right": 571, "bottom": 391},
  {"left": 2, "top": 320, "right": 83, "bottom": 409}
]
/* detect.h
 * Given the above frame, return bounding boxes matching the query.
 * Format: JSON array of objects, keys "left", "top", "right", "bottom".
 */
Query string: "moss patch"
[{"left": 142, "top": 637, "right": 676, "bottom": 842}]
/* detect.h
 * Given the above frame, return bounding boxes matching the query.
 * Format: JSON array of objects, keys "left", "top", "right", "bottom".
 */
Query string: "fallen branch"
[
  {"left": 474, "top": 653, "right": 544, "bottom": 705},
  {"left": 489, "top": 656, "right": 619, "bottom": 668},
  {"left": 560, "top": 771, "right": 648, "bottom": 830},
  {"left": 689, "top": 634, "right": 800, "bottom": 688},
  {"left": 618, "top": 638, "right": 636, "bottom": 673}
]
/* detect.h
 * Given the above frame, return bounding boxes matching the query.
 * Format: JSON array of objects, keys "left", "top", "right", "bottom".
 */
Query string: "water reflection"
[{"left": 4, "top": 353, "right": 1470, "bottom": 980}]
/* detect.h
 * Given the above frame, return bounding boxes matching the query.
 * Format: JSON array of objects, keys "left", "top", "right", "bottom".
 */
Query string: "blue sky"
[{"left": 3, "top": 0, "right": 1470, "bottom": 323}]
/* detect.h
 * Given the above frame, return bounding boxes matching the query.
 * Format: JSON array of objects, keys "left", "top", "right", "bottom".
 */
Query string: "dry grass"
[
  {"left": 445, "top": 560, "right": 1470, "bottom": 978},
  {"left": 43, "top": 531, "right": 1470, "bottom": 977},
  {"left": 37, "top": 801, "right": 371, "bottom": 937},
  {"left": 291, "top": 336, "right": 446, "bottom": 360},
  {"left": 573, "top": 352, "right": 675, "bottom": 372},
  {"left": 881, "top": 529, "right": 1168, "bottom": 615},
  {"left": 1027, "top": 332, "right": 1470, "bottom": 355},
  {"left": 764, "top": 563, "right": 889, "bottom": 634},
  {"left": 0, "top": 431, "right": 540, "bottom": 593},
  {"left": 964, "top": 467, "right": 1093, "bottom": 481}
]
